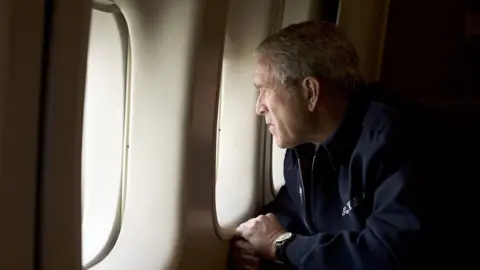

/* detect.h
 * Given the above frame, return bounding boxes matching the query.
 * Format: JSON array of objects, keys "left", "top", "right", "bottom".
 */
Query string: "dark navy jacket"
[{"left": 261, "top": 84, "right": 437, "bottom": 270}]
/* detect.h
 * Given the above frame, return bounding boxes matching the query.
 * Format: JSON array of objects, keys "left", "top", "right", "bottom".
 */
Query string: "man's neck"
[{"left": 312, "top": 96, "right": 350, "bottom": 147}]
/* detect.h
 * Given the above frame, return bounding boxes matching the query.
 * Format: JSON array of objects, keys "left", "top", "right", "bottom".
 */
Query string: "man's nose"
[{"left": 255, "top": 97, "right": 266, "bottom": 116}]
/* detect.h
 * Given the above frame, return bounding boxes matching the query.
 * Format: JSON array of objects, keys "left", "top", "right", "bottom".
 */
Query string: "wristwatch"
[{"left": 274, "top": 232, "right": 295, "bottom": 264}]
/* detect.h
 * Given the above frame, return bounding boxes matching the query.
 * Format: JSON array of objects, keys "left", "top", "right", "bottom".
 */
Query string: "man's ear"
[{"left": 302, "top": 76, "right": 321, "bottom": 112}]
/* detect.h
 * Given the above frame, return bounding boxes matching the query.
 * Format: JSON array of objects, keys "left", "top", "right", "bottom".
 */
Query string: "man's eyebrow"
[{"left": 254, "top": 81, "right": 267, "bottom": 89}]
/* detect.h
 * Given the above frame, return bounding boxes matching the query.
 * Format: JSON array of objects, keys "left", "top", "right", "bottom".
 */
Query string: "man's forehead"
[
  {"left": 254, "top": 73, "right": 270, "bottom": 88},
  {"left": 253, "top": 59, "right": 273, "bottom": 88}
]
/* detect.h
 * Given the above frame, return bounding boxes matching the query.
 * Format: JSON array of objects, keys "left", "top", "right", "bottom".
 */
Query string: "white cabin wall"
[
  {"left": 178, "top": 0, "right": 230, "bottom": 268},
  {"left": 282, "top": 0, "right": 319, "bottom": 26}
]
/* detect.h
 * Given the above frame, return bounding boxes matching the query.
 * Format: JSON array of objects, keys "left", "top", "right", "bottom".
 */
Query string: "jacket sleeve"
[
  {"left": 260, "top": 185, "right": 303, "bottom": 232},
  {"left": 283, "top": 131, "right": 429, "bottom": 270},
  {"left": 259, "top": 149, "right": 304, "bottom": 232},
  {"left": 259, "top": 185, "right": 301, "bottom": 231}
]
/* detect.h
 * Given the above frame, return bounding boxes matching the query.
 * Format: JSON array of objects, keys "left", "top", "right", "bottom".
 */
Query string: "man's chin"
[
  {"left": 273, "top": 136, "right": 296, "bottom": 149},
  {"left": 274, "top": 143, "right": 288, "bottom": 149}
]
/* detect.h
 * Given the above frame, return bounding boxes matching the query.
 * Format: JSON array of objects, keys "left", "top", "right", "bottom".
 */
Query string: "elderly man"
[{"left": 231, "top": 20, "right": 436, "bottom": 270}]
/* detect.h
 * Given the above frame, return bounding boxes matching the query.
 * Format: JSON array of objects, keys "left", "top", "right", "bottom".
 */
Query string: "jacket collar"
[{"left": 292, "top": 83, "right": 375, "bottom": 171}]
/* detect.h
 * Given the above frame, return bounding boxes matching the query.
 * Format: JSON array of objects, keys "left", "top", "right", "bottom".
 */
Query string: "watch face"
[{"left": 275, "top": 232, "right": 293, "bottom": 243}]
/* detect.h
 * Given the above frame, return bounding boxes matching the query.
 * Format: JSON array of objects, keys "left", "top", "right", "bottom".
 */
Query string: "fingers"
[
  {"left": 232, "top": 251, "right": 259, "bottom": 262},
  {"left": 232, "top": 252, "right": 260, "bottom": 270},
  {"left": 233, "top": 239, "right": 257, "bottom": 258},
  {"left": 236, "top": 216, "right": 265, "bottom": 239},
  {"left": 235, "top": 213, "right": 280, "bottom": 242},
  {"left": 234, "top": 239, "right": 255, "bottom": 253},
  {"left": 232, "top": 239, "right": 261, "bottom": 270}
]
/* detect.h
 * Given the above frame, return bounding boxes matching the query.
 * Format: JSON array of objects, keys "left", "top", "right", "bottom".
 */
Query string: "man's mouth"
[{"left": 268, "top": 124, "right": 274, "bottom": 133}]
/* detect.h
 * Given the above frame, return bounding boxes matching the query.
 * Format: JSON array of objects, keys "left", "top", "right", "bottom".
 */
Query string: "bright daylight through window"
[{"left": 81, "top": 8, "right": 129, "bottom": 268}]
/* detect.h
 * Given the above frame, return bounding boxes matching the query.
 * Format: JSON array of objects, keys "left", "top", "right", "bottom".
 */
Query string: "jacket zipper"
[{"left": 296, "top": 157, "right": 314, "bottom": 234}]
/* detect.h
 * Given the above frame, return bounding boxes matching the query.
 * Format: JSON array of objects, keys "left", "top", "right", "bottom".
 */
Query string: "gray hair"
[{"left": 256, "top": 20, "right": 364, "bottom": 95}]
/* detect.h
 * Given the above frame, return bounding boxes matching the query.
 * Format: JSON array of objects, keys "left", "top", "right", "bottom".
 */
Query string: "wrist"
[
  {"left": 269, "top": 232, "right": 283, "bottom": 260},
  {"left": 272, "top": 232, "right": 295, "bottom": 263},
  {"left": 270, "top": 240, "right": 277, "bottom": 260}
]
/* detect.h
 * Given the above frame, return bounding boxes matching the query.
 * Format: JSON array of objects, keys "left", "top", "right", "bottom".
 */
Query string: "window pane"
[
  {"left": 81, "top": 9, "right": 126, "bottom": 266},
  {"left": 214, "top": 40, "right": 259, "bottom": 238},
  {"left": 271, "top": 143, "right": 286, "bottom": 195}
]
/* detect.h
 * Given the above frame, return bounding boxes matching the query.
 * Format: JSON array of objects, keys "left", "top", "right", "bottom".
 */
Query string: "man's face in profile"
[{"left": 254, "top": 56, "right": 311, "bottom": 149}]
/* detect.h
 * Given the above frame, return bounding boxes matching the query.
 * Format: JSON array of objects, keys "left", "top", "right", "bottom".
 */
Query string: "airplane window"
[
  {"left": 214, "top": 37, "right": 259, "bottom": 239},
  {"left": 214, "top": 0, "right": 290, "bottom": 239},
  {"left": 271, "top": 145, "right": 286, "bottom": 195},
  {"left": 81, "top": 8, "right": 129, "bottom": 268}
]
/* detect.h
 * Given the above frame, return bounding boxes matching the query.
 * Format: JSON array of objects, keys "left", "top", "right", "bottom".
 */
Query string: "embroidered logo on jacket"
[{"left": 342, "top": 193, "right": 366, "bottom": 216}]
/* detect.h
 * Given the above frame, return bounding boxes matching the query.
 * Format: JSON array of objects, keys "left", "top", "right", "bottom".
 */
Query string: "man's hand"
[
  {"left": 235, "top": 213, "right": 286, "bottom": 260},
  {"left": 231, "top": 237, "right": 261, "bottom": 270}
]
